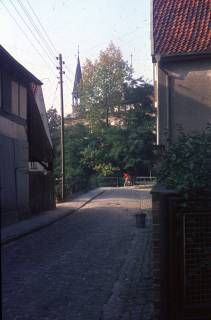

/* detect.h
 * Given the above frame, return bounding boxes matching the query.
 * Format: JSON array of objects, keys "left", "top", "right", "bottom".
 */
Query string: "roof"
[
  {"left": 33, "top": 85, "right": 53, "bottom": 148},
  {"left": 72, "top": 56, "right": 82, "bottom": 98},
  {"left": 0, "top": 45, "right": 42, "bottom": 85},
  {"left": 28, "top": 88, "right": 53, "bottom": 163},
  {"left": 152, "top": 0, "right": 211, "bottom": 57}
]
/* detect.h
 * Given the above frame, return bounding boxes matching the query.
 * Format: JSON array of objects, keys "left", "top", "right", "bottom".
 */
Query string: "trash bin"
[{"left": 135, "top": 213, "right": 146, "bottom": 228}]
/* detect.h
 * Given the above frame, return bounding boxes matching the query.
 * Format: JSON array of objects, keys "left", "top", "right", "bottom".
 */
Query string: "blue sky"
[{"left": 0, "top": 0, "right": 152, "bottom": 114}]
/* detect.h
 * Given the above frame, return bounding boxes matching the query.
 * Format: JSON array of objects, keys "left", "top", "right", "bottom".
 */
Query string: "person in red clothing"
[{"left": 123, "top": 172, "right": 131, "bottom": 186}]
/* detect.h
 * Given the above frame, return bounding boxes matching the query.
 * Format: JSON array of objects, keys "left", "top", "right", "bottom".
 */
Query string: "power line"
[
  {"left": 25, "top": 0, "right": 58, "bottom": 56},
  {"left": 17, "top": 0, "right": 56, "bottom": 59},
  {"left": 116, "top": 24, "right": 149, "bottom": 43},
  {"left": 8, "top": 0, "right": 56, "bottom": 68},
  {"left": 51, "top": 81, "right": 59, "bottom": 107},
  {"left": 23, "top": 0, "right": 72, "bottom": 82},
  {"left": 1, "top": 1, "right": 57, "bottom": 76},
  {"left": 14, "top": 0, "right": 73, "bottom": 87},
  {"left": 64, "top": 73, "right": 72, "bottom": 83},
  {"left": 64, "top": 65, "right": 73, "bottom": 78},
  {"left": 86, "top": 22, "right": 149, "bottom": 55}
]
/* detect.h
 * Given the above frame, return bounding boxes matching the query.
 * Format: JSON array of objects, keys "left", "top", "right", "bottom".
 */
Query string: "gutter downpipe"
[
  {"left": 158, "top": 59, "right": 171, "bottom": 145},
  {"left": 166, "top": 73, "right": 171, "bottom": 145}
]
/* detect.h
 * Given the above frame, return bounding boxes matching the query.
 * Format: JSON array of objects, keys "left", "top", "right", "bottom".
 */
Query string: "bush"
[{"left": 157, "top": 125, "right": 211, "bottom": 193}]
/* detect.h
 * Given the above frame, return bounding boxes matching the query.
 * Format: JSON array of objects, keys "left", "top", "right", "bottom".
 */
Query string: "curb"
[{"left": 1, "top": 189, "right": 105, "bottom": 246}]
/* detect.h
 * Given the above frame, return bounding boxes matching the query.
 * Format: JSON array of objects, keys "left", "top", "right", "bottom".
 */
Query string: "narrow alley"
[{"left": 2, "top": 188, "right": 153, "bottom": 320}]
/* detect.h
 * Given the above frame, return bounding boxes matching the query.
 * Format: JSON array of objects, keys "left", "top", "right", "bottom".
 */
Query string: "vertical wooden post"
[{"left": 57, "top": 53, "right": 65, "bottom": 200}]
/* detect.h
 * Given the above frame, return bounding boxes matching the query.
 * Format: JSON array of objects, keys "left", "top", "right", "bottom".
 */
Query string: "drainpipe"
[
  {"left": 166, "top": 74, "right": 171, "bottom": 144},
  {"left": 153, "top": 63, "right": 159, "bottom": 145}
]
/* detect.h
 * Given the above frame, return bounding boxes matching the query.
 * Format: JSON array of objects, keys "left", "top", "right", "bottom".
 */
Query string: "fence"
[
  {"left": 95, "top": 176, "right": 123, "bottom": 187},
  {"left": 55, "top": 175, "right": 157, "bottom": 201},
  {"left": 183, "top": 211, "right": 211, "bottom": 319},
  {"left": 95, "top": 176, "right": 157, "bottom": 188},
  {"left": 134, "top": 176, "right": 157, "bottom": 186},
  {"left": 151, "top": 188, "right": 211, "bottom": 320}
]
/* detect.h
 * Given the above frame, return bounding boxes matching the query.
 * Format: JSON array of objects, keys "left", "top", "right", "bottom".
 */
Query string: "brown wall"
[{"left": 157, "top": 58, "right": 211, "bottom": 144}]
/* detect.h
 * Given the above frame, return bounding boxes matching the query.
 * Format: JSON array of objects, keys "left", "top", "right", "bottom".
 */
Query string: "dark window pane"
[{"left": 2, "top": 73, "right": 11, "bottom": 113}]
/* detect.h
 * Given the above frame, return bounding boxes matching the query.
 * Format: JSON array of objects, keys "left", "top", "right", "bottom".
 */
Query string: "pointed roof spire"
[{"left": 72, "top": 46, "right": 82, "bottom": 99}]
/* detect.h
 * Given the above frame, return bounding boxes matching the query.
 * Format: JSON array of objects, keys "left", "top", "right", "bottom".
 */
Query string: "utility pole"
[
  {"left": 130, "top": 53, "right": 133, "bottom": 68},
  {"left": 57, "top": 53, "right": 65, "bottom": 200}
]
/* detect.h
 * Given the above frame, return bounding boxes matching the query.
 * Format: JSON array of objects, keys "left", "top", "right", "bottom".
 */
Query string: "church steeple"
[{"left": 72, "top": 47, "right": 82, "bottom": 115}]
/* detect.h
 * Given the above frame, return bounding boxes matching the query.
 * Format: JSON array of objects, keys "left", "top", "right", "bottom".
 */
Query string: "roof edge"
[
  {"left": 152, "top": 51, "right": 211, "bottom": 63},
  {"left": 150, "top": 0, "right": 154, "bottom": 57},
  {"left": 0, "top": 45, "right": 42, "bottom": 85}
]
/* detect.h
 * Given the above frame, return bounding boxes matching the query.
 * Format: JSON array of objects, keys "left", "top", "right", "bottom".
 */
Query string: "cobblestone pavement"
[{"left": 2, "top": 188, "right": 153, "bottom": 320}]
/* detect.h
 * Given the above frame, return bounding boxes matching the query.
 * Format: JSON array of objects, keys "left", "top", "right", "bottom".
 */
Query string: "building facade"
[
  {"left": 0, "top": 46, "right": 54, "bottom": 226},
  {"left": 152, "top": 0, "right": 211, "bottom": 145}
]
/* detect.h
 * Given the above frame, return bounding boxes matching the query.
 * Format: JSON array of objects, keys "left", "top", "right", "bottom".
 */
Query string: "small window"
[
  {"left": 30, "top": 162, "right": 37, "bottom": 169},
  {"left": 2, "top": 73, "right": 11, "bottom": 113},
  {"left": 11, "top": 81, "right": 19, "bottom": 116},
  {"left": 19, "top": 85, "right": 27, "bottom": 119}
]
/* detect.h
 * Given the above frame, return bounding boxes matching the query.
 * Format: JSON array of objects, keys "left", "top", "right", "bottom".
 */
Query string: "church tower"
[{"left": 72, "top": 49, "right": 82, "bottom": 115}]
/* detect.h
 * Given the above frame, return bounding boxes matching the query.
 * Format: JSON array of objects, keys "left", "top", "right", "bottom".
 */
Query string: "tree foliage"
[
  {"left": 157, "top": 126, "right": 211, "bottom": 193},
  {"left": 46, "top": 107, "right": 61, "bottom": 135},
  {"left": 80, "top": 42, "right": 132, "bottom": 126},
  {"left": 47, "top": 43, "right": 156, "bottom": 196},
  {"left": 79, "top": 76, "right": 155, "bottom": 177}
]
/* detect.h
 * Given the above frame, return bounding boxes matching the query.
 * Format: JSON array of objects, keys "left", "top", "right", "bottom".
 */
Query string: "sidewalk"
[{"left": 1, "top": 188, "right": 105, "bottom": 245}]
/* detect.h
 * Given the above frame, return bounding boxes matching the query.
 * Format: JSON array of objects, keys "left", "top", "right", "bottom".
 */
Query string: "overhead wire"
[
  {"left": 8, "top": 0, "right": 56, "bottom": 68},
  {"left": 64, "top": 73, "right": 72, "bottom": 83},
  {"left": 1, "top": 1, "right": 57, "bottom": 76},
  {"left": 2, "top": 0, "right": 74, "bottom": 114},
  {"left": 25, "top": 0, "right": 58, "bottom": 56},
  {"left": 86, "top": 21, "right": 148, "bottom": 55},
  {"left": 51, "top": 81, "right": 59, "bottom": 107},
  {"left": 14, "top": 0, "right": 73, "bottom": 87},
  {"left": 17, "top": 0, "right": 56, "bottom": 59}
]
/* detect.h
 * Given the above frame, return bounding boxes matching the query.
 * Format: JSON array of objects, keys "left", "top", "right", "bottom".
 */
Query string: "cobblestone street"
[{"left": 2, "top": 188, "right": 153, "bottom": 320}]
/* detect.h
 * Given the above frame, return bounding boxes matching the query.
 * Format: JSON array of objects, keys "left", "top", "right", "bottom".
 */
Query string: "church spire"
[{"left": 72, "top": 47, "right": 82, "bottom": 115}]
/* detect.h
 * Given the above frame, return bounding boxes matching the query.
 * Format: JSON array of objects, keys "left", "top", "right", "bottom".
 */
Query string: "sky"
[{"left": 0, "top": 0, "right": 152, "bottom": 115}]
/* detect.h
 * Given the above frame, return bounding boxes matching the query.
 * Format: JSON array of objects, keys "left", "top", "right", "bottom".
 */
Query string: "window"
[
  {"left": 2, "top": 73, "right": 11, "bottom": 113},
  {"left": 19, "top": 85, "right": 27, "bottom": 119},
  {"left": 1, "top": 72, "right": 27, "bottom": 119},
  {"left": 30, "top": 162, "right": 37, "bottom": 169},
  {"left": 11, "top": 81, "right": 19, "bottom": 116}
]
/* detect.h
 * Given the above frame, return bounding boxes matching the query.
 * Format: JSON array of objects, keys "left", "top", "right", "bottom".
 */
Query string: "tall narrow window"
[
  {"left": 11, "top": 81, "right": 19, "bottom": 116},
  {"left": 2, "top": 73, "right": 11, "bottom": 113},
  {"left": 19, "top": 85, "right": 27, "bottom": 119}
]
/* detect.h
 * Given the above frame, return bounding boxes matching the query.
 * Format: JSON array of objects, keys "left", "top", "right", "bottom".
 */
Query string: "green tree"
[
  {"left": 65, "top": 124, "right": 90, "bottom": 179},
  {"left": 157, "top": 125, "right": 211, "bottom": 193},
  {"left": 80, "top": 42, "right": 132, "bottom": 127},
  {"left": 80, "top": 79, "right": 156, "bottom": 177},
  {"left": 122, "top": 78, "right": 156, "bottom": 175},
  {"left": 48, "top": 44, "right": 156, "bottom": 197},
  {"left": 46, "top": 107, "right": 61, "bottom": 179},
  {"left": 46, "top": 107, "right": 61, "bottom": 135}
]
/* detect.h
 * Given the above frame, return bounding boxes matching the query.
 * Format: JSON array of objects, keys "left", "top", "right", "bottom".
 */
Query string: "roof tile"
[{"left": 153, "top": 0, "right": 211, "bottom": 56}]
